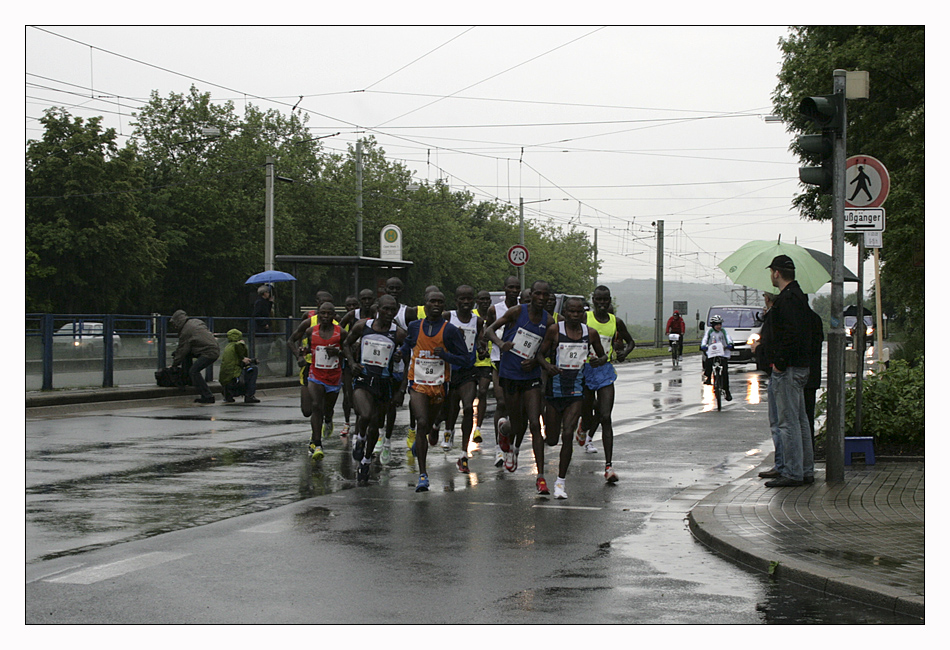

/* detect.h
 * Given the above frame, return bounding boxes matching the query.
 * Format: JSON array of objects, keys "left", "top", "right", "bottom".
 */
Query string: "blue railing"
[{"left": 26, "top": 313, "right": 300, "bottom": 391}]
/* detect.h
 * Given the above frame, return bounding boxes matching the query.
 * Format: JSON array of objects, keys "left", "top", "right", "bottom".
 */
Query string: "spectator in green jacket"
[{"left": 220, "top": 328, "right": 260, "bottom": 404}]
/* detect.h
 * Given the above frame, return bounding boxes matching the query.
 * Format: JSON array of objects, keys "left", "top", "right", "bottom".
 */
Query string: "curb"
[
  {"left": 26, "top": 377, "right": 301, "bottom": 410},
  {"left": 687, "top": 465, "right": 925, "bottom": 620}
]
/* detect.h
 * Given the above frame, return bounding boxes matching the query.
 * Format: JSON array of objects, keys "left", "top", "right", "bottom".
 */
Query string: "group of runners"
[{"left": 287, "top": 276, "right": 635, "bottom": 498}]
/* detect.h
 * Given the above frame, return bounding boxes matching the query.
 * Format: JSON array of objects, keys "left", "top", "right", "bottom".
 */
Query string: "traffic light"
[
  {"left": 798, "top": 94, "right": 845, "bottom": 134},
  {"left": 798, "top": 131, "right": 834, "bottom": 194},
  {"left": 797, "top": 93, "right": 844, "bottom": 195}
]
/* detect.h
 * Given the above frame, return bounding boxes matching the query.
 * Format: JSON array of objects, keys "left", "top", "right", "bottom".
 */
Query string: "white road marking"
[
  {"left": 240, "top": 520, "right": 293, "bottom": 534},
  {"left": 45, "top": 551, "right": 189, "bottom": 585}
]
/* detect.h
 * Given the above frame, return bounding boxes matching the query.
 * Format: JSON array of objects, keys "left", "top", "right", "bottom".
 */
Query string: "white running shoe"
[
  {"left": 553, "top": 481, "right": 568, "bottom": 499},
  {"left": 381, "top": 438, "right": 392, "bottom": 464},
  {"left": 504, "top": 449, "right": 519, "bottom": 472},
  {"left": 494, "top": 449, "right": 505, "bottom": 467},
  {"left": 441, "top": 429, "right": 453, "bottom": 451},
  {"left": 373, "top": 436, "right": 384, "bottom": 455},
  {"left": 584, "top": 439, "right": 598, "bottom": 454}
]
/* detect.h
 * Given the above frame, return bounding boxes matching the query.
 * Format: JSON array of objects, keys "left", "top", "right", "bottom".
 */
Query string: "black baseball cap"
[{"left": 767, "top": 255, "right": 795, "bottom": 271}]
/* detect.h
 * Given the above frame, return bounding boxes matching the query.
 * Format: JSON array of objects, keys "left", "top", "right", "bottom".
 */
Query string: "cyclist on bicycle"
[
  {"left": 701, "top": 314, "right": 734, "bottom": 401},
  {"left": 665, "top": 310, "right": 686, "bottom": 360}
]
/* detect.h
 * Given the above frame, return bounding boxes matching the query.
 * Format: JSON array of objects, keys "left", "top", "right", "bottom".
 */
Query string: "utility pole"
[
  {"left": 654, "top": 219, "right": 664, "bottom": 348},
  {"left": 519, "top": 197, "right": 525, "bottom": 290},
  {"left": 265, "top": 156, "right": 275, "bottom": 270},
  {"left": 355, "top": 140, "right": 363, "bottom": 294},
  {"left": 593, "top": 228, "right": 598, "bottom": 288}
]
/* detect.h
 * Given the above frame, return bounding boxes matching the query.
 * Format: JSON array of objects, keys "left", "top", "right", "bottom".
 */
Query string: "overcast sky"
[{"left": 25, "top": 23, "right": 890, "bottom": 295}]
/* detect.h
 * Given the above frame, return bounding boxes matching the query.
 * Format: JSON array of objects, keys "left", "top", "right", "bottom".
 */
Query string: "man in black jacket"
[{"left": 760, "top": 255, "right": 815, "bottom": 487}]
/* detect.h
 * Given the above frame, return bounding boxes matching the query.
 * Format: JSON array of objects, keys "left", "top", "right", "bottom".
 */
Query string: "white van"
[{"left": 704, "top": 305, "right": 766, "bottom": 363}]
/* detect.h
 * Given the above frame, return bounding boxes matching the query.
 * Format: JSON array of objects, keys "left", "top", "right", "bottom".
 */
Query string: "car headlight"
[{"left": 746, "top": 333, "right": 760, "bottom": 346}]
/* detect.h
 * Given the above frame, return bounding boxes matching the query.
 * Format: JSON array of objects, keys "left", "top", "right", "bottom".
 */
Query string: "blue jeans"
[
  {"left": 770, "top": 365, "right": 813, "bottom": 481},
  {"left": 767, "top": 375, "right": 783, "bottom": 472}
]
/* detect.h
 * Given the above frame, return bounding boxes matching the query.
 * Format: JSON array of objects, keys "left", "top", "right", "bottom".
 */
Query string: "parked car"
[
  {"left": 704, "top": 305, "right": 766, "bottom": 363},
  {"left": 52, "top": 322, "right": 122, "bottom": 356}
]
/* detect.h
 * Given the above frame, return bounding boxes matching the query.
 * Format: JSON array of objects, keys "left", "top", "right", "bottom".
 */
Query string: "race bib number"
[
  {"left": 312, "top": 346, "right": 339, "bottom": 370},
  {"left": 557, "top": 342, "right": 587, "bottom": 370},
  {"left": 511, "top": 327, "right": 543, "bottom": 360},
  {"left": 708, "top": 342, "right": 726, "bottom": 358},
  {"left": 413, "top": 356, "right": 446, "bottom": 386},
  {"left": 361, "top": 338, "right": 394, "bottom": 368},
  {"left": 599, "top": 334, "right": 613, "bottom": 357}
]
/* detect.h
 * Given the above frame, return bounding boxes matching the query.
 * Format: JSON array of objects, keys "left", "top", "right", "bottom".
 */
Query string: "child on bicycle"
[{"left": 701, "top": 314, "right": 735, "bottom": 401}]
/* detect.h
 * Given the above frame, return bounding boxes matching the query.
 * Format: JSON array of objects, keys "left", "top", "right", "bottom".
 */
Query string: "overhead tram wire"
[
  {"left": 361, "top": 27, "right": 476, "bottom": 91},
  {"left": 371, "top": 26, "right": 606, "bottom": 129},
  {"left": 29, "top": 26, "right": 366, "bottom": 134}
]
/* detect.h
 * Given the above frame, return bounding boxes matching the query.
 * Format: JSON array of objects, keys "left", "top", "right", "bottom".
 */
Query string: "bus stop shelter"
[{"left": 275, "top": 255, "right": 413, "bottom": 316}]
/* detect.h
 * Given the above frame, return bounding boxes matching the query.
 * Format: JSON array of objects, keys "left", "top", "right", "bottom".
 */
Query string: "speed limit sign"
[{"left": 507, "top": 244, "right": 529, "bottom": 267}]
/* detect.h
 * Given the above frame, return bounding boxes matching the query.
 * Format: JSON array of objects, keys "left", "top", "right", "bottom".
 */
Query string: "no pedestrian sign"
[
  {"left": 845, "top": 155, "right": 890, "bottom": 208},
  {"left": 507, "top": 244, "right": 529, "bottom": 267}
]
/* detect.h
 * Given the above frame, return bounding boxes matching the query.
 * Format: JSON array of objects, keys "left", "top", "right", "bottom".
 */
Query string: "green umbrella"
[{"left": 718, "top": 240, "right": 832, "bottom": 294}]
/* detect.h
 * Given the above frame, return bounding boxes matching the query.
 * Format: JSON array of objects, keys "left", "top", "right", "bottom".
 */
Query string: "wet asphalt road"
[{"left": 26, "top": 354, "right": 911, "bottom": 623}]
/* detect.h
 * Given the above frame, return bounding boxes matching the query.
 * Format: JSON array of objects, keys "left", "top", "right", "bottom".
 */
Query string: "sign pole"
[
  {"left": 825, "top": 70, "right": 847, "bottom": 484},
  {"left": 873, "top": 247, "right": 885, "bottom": 365}
]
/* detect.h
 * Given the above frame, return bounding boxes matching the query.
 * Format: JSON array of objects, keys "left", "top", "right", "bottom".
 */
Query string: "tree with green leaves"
[
  {"left": 28, "top": 88, "right": 598, "bottom": 318},
  {"left": 771, "top": 26, "right": 924, "bottom": 360},
  {"left": 26, "top": 109, "right": 167, "bottom": 314}
]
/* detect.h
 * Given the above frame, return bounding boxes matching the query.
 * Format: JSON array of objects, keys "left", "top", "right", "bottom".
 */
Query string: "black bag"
[{"left": 156, "top": 366, "right": 191, "bottom": 387}]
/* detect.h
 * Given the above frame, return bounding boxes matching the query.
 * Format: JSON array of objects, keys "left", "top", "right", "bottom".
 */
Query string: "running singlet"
[
  {"left": 394, "top": 304, "right": 413, "bottom": 331},
  {"left": 309, "top": 323, "right": 343, "bottom": 387},
  {"left": 586, "top": 311, "right": 617, "bottom": 362},
  {"left": 498, "top": 304, "right": 550, "bottom": 381},
  {"left": 547, "top": 322, "right": 589, "bottom": 398},
  {"left": 473, "top": 308, "right": 492, "bottom": 368},
  {"left": 358, "top": 319, "right": 399, "bottom": 378},
  {"left": 489, "top": 298, "right": 515, "bottom": 363},
  {"left": 448, "top": 310, "right": 477, "bottom": 370},
  {"left": 407, "top": 320, "right": 451, "bottom": 396}
]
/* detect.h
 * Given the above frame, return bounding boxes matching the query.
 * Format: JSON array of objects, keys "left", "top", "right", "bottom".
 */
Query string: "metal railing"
[{"left": 26, "top": 313, "right": 300, "bottom": 391}]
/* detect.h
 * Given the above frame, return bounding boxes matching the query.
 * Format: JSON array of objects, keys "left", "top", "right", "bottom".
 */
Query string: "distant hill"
[{"left": 603, "top": 278, "right": 765, "bottom": 331}]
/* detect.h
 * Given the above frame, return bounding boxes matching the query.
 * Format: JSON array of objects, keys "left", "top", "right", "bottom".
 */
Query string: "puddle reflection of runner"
[{"left": 849, "top": 165, "right": 873, "bottom": 202}]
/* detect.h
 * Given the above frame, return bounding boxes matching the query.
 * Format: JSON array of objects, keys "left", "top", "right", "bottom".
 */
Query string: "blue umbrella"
[{"left": 245, "top": 270, "right": 297, "bottom": 284}]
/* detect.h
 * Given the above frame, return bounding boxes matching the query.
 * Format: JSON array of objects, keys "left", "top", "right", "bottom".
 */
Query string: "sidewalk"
[{"left": 689, "top": 459, "right": 924, "bottom": 620}]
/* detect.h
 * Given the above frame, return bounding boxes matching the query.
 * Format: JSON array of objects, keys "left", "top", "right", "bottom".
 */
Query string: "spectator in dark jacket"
[
  {"left": 760, "top": 255, "right": 815, "bottom": 488},
  {"left": 170, "top": 309, "right": 220, "bottom": 403}
]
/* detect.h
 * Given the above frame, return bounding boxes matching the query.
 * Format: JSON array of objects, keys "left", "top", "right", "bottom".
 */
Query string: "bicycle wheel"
[{"left": 713, "top": 362, "right": 722, "bottom": 411}]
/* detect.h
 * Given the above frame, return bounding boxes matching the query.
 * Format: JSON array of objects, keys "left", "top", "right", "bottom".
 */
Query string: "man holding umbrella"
[{"left": 760, "top": 255, "right": 815, "bottom": 488}]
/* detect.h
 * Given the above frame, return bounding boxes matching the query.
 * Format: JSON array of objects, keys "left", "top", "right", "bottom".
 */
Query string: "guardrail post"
[
  {"left": 103, "top": 314, "right": 115, "bottom": 387},
  {"left": 285, "top": 317, "right": 295, "bottom": 377},
  {"left": 157, "top": 316, "right": 168, "bottom": 371},
  {"left": 206, "top": 317, "right": 215, "bottom": 383},
  {"left": 248, "top": 317, "right": 257, "bottom": 358},
  {"left": 41, "top": 314, "right": 54, "bottom": 391}
]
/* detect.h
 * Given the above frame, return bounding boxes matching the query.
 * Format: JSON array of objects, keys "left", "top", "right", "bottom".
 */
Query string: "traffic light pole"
[{"left": 825, "top": 70, "right": 848, "bottom": 483}]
